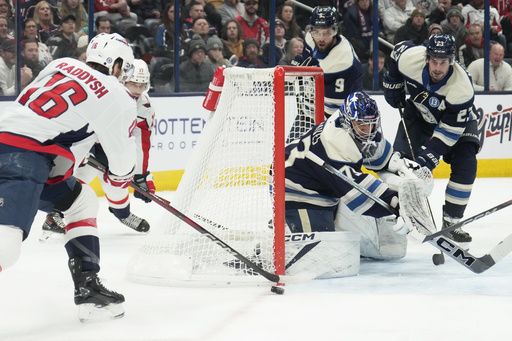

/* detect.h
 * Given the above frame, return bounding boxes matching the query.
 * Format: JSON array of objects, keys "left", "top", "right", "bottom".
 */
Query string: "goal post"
[{"left": 127, "top": 66, "right": 325, "bottom": 286}]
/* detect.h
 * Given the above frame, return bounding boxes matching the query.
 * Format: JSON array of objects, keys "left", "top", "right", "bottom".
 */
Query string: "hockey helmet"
[
  {"left": 339, "top": 91, "right": 381, "bottom": 142},
  {"left": 310, "top": 6, "right": 338, "bottom": 28},
  {"left": 129, "top": 59, "right": 150, "bottom": 85},
  {"left": 86, "top": 33, "right": 135, "bottom": 82},
  {"left": 426, "top": 34, "right": 456, "bottom": 63}
]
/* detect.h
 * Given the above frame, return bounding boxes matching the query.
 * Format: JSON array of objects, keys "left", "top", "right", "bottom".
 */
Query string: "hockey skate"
[
  {"left": 69, "top": 257, "right": 125, "bottom": 323},
  {"left": 109, "top": 208, "right": 150, "bottom": 232},
  {"left": 39, "top": 211, "right": 66, "bottom": 243},
  {"left": 442, "top": 207, "right": 472, "bottom": 245}
]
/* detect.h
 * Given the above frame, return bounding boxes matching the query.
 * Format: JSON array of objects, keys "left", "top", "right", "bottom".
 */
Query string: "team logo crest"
[{"left": 429, "top": 97, "right": 440, "bottom": 108}]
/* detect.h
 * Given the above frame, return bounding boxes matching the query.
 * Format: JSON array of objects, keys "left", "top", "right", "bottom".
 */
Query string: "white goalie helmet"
[
  {"left": 86, "top": 33, "right": 135, "bottom": 82},
  {"left": 129, "top": 59, "right": 150, "bottom": 85}
]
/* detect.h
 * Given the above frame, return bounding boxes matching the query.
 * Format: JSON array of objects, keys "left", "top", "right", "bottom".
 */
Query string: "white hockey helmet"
[
  {"left": 129, "top": 59, "right": 150, "bottom": 84},
  {"left": 86, "top": 33, "right": 135, "bottom": 82}
]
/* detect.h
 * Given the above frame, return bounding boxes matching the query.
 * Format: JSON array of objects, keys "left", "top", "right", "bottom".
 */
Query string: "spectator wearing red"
[{"left": 236, "top": 0, "right": 268, "bottom": 47}]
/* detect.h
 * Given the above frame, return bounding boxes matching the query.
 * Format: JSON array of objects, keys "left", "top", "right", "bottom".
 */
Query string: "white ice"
[{"left": 2, "top": 178, "right": 512, "bottom": 341}]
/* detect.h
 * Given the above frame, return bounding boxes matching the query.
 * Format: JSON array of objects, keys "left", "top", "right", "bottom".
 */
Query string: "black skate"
[
  {"left": 442, "top": 208, "right": 472, "bottom": 245},
  {"left": 109, "top": 208, "right": 150, "bottom": 232},
  {"left": 69, "top": 257, "right": 125, "bottom": 322},
  {"left": 39, "top": 211, "right": 66, "bottom": 243}
]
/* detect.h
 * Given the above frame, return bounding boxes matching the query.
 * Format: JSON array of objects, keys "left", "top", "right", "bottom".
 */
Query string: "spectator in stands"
[
  {"left": 467, "top": 43, "right": 512, "bottom": 90},
  {"left": 221, "top": 18, "right": 244, "bottom": 58},
  {"left": 457, "top": 23, "right": 484, "bottom": 68},
  {"left": 95, "top": 16, "right": 112, "bottom": 35},
  {"left": 428, "top": 0, "right": 452, "bottom": 25},
  {"left": 383, "top": 0, "right": 415, "bottom": 43},
  {"left": 188, "top": 17, "right": 217, "bottom": 41},
  {"left": 441, "top": 6, "right": 467, "bottom": 48},
  {"left": 94, "top": 0, "right": 137, "bottom": 23},
  {"left": 394, "top": 8, "right": 428, "bottom": 45},
  {"left": 362, "top": 50, "right": 387, "bottom": 91},
  {"left": 492, "top": 0, "right": 512, "bottom": 16},
  {"left": 179, "top": 35, "right": 215, "bottom": 92},
  {"left": 184, "top": 1, "right": 221, "bottom": 34},
  {"left": 462, "top": 0, "right": 506, "bottom": 48},
  {"left": 344, "top": 0, "right": 381, "bottom": 62},
  {"left": 277, "top": 3, "right": 304, "bottom": 41},
  {"left": 155, "top": 2, "right": 189, "bottom": 56},
  {"left": 205, "top": 34, "right": 232, "bottom": 68},
  {"left": 500, "top": 8, "right": 512, "bottom": 56},
  {"left": 59, "top": 0, "right": 88, "bottom": 36},
  {"left": 128, "top": 0, "right": 161, "bottom": 24},
  {"left": 22, "top": 0, "right": 61, "bottom": 25},
  {"left": 0, "top": 15, "right": 12, "bottom": 44},
  {"left": 412, "top": 0, "right": 438, "bottom": 16},
  {"left": 278, "top": 37, "right": 304, "bottom": 66},
  {"left": 218, "top": 0, "right": 244, "bottom": 26},
  {"left": 22, "top": 18, "right": 53, "bottom": 66},
  {"left": 428, "top": 23, "right": 443, "bottom": 36},
  {"left": 0, "top": 0, "right": 13, "bottom": 34},
  {"left": 46, "top": 14, "right": 79, "bottom": 59},
  {"left": 0, "top": 39, "right": 33, "bottom": 96},
  {"left": 260, "top": 18, "right": 286, "bottom": 67},
  {"left": 237, "top": 37, "right": 262, "bottom": 68},
  {"left": 208, "top": 0, "right": 223, "bottom": 9},
  {"left": 236, "top": 0, "right": 269, "bottom": 47},
  {"left": 72, "top": 46, "right": 87, "bottom": 62},
  {"left": 33, "top": 1, "right": 61, "bottom": 44},
  {"left": 20, "top": 38, "right": 44, "bottom": 86}
]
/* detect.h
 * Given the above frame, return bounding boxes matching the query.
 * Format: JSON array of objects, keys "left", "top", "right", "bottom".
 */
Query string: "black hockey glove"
[
  {"left": 383, "top": 72, "right": 406, "bottom": 108},
  {"left": 415, "top": 146, "right": 440, "bottom": 171},
  {"left": 133, "top": 172, "right": 155, "bottom": 203}
]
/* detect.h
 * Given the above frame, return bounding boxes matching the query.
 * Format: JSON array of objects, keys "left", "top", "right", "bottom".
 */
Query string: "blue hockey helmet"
[
  {"left": 310, "top": 6, "right": 338, "bottom": 29},
  {"left": 426, "top": 34, "right": 456, "bottom": 63},
  {"left": 339, "top": 91, "right": 381, "bottom": 143}
]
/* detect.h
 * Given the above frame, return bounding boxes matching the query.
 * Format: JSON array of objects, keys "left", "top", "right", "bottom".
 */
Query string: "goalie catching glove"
[{"left": 133, "top": 171, "right": 156, "bottom": 203}]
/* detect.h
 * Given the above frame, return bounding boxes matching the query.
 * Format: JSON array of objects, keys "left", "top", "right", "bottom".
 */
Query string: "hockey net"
[{"left": 127, "top": 66, "right": 324, "bottom": 286}]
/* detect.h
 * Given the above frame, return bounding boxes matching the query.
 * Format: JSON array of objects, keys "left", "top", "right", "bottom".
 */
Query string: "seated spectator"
[
  {"left": 221, "top": 18, "right": 244, "bottom": 58},
  {"left": 259, "top": 18, "right": 286, "bottom": 67},
  {"left": 441, "top": 6, "right": 468, "bottom": 49},
  {"left": 93, "top": 0, "right": 137, "bottom": 23},
  {"left": 72, "top": 46, "right": 87, "bottom": 62},
  {"left": 394, "top": 8, "right": 428, "bottom": 45},
  {"left": 237, "top": 37, "right": 263, "bottom": 68},
  {"left": 457, "top": 23, "right": 484, "bottom": 68},
  {"left": 467, "top": 43, "right": 512, "bottom": 90},
  {"left": 179, "top": 35, "right": 215, "bottom": 92},
  {"left": 344, "top": 0, "right": 381, "bottom": 62},
  {"left": 412, "top": 0, "right": 438, "bottom": 16},
  {"left": 501, "top": 8, "right": 512, "bottom": 57},
  {"left": 428, "top": 23, "right": 443, "bottom": 36},
  {"left": 184, "top": 1, "right": 221, "bottom": 34},
  {"left": 0, "top": 15, "right": 13, "bottom": 44},
  {"left": 428, "top": 0, "right": 452, "bottom": 25},
  {"left": 155, "top": 3, "right": 189, "bottom": 56},
  {"left": 462, "top": 0, "right": 506, "bottom": 49},
  {"left": 33, "top": 1, "right": 61, "bottom": 44},
  {"left": 0, "top": 0, "right": 13, "bottom": 34},
  {"left": 22, "top": 18, "right": 52, "bottom": 66},
  {"left": 188, "top": 17, "right": 216, "bottom": 40},
  {"left": 21, "top": 39, "right": 44, "bottom": 87},
  {"left": 46, "top": 14, "right": 79, "bottom": 59},
  {"left": 218, "top": 0, "right": 244, "bottom": 26},
  {"left": 22, "top": 0, "right": 61, "bottom": 25},
  {"left": 278, "top": 37, "right": 303, "bottom": 65},
  {"left": 95, "top": 16, "right": 112, "bottom": 35},
  {"left": 277, "top": 3, "right": 304, "bottom": 41},
  {"left": 236, "top": 0, "right": 268, "bottom": 47},
  {"left": 127, "top": 0, "right": 162, "bottom": 24},
  {"left": 362, "top": 50, "right": 387, "bottom": 91},
  {"left": 0, "top": 39, "right": 33, "bottom": 96},
  {"left": 383, "top": 0, "right": 415, "bottom": 43},
  {"left": 59, "top": 0, "right": 88, "bottom": 36},
  {"left": 205, "top": 34, "right": 232, "bottom": 68},
  {"left": 491, "top": 0, "right": 512, "bottom": 16},
  {"left": 207, "top": 0, "right": 223, "bottom": 9}
]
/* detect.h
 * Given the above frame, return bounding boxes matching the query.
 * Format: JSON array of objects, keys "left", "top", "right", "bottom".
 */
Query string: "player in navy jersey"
[
  {"left": 293, "top": 6, "right": 363, "bottom": 118},
  {"left": 285, "top": 91, "right": 433, "bottom": 259},
  {"left": 383, "top": 34, "right": 480, "bottom": 244},
  {"left": 0, "top": 33, "right": 136, "bottom": 322}
]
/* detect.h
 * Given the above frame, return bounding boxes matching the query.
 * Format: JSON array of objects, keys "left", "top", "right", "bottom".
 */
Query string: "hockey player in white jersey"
[
  {"left": 41, "top": 59, "right": 155, "bottom": 239},
  {"left": 0, "top": 33, "right": 137, "bottom": 322},
  {"left": 285, "top": 91, "right": 434, "bottom": 260},
  {"left": 293, "top": 6, "right": 363, "bottom": 118},
  {"left": 383, "top": 34, "right": 480, "bottom": 245}
]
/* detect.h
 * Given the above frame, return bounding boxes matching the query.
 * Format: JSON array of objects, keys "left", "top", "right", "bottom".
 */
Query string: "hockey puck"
[
  {"left": 270, "top": 286, "right": 285, "bottom": 295},
  {"left": 432, "top": 253, "right": 445, "bottom": 266}
]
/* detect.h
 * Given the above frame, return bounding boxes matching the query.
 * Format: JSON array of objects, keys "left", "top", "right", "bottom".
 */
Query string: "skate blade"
[
  {"left": 39, "top": 230, "right": 65, "bottom": 244},
  {"left": 78, "top": 303, "right": 125, "bottom": 323}
]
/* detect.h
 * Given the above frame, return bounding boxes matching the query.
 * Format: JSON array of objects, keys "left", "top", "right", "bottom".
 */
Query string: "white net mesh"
[{"left": 127, "top": 67, "right": 322, "bottom": 286}]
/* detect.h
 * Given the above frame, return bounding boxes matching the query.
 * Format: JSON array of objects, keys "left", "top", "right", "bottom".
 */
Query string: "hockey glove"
[
  {"left": 104, "top": 170, "right": 134, "bottom": 189},
  {"left": 133, "top": 171, "right": 156, "bottom": 203},
  {"left": 387, "top": 152, "right": 434, "bottom": 196},
  {"left": 383, "top": 72, "right": 406, "bottom": 108},
  {"left": 415, "top": 146, "right": 440, "bottom": 171}
]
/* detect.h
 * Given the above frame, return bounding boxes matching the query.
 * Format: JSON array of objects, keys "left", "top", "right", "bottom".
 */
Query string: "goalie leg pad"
[{"left": 399, "top": 179, "right": 436, "bottom": 241}]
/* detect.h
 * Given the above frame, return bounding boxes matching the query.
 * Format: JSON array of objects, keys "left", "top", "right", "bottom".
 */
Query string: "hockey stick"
[
  {"left": 86, "top": 156, "right": 313, "bottom": 285},
  {"left": 305, "top": 153, "right": 512, "bottom": 273}
]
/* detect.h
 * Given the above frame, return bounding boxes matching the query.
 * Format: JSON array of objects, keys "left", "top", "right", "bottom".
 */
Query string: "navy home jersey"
[
  {"left": 0, "top": 57, "right": 137, "bottom": 184},
  {"left": 388, "top": 41, "right": 477, "bottom": 157},
  {"left": 285, "top": 114, "right": 395, "bottom": 218},
  {"left": 304, "top": 32, "right": 363, "bottom": 117}
]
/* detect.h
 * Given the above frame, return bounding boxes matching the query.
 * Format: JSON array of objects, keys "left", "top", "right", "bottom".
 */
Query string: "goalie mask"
[
  {"left": 86, "top": 33, "right": 135, "bottom": 82},
  {"left": 338, "top": 91, "right": 381, "bottom": 145}
]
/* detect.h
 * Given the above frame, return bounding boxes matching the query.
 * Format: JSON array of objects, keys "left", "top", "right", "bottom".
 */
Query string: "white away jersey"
[
  {"left": 0, "top": 57, "right": 137, "bottom": 183},
  {"left": 132, "top": 92, "right": 155, "bottom": 174}
]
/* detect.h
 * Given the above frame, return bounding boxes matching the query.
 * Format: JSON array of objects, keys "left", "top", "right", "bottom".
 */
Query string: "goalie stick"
[
  {"left": 86, "top": 156, "right": 313, "bottom": 285},
  {"left": 305, "top": 153, "right": 512, "bottom": 274}
]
